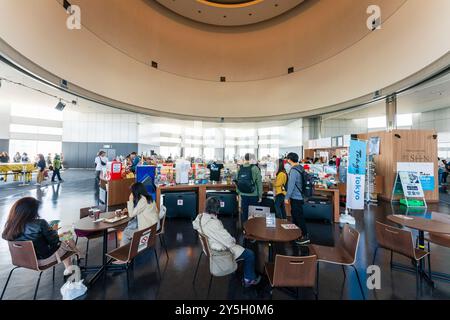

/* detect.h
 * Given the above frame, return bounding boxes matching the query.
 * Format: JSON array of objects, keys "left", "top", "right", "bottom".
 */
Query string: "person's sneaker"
[
  {"left": 243, "top": 275, "right": 261, "bottom": 288},
  {"left": 295, "top": 235, "right": 311, "bottom": 245}
]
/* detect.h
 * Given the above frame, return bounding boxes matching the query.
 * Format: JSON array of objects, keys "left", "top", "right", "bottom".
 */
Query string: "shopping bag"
[{"left": 60, "top": 279, "right": 87, "bottom": 300}]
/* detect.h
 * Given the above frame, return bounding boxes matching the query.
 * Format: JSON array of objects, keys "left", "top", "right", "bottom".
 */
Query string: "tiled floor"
[{"left": 0, "top": 169, "right": 449, "bottom": 300}]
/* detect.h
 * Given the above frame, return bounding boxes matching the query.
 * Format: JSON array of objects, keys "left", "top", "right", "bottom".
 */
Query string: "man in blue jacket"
[
  {"left": 130, "top": 152, "right": 141, "bottom": 173},
  {"left": 285, "top": 152, "right": 310, "bottom": 244}
]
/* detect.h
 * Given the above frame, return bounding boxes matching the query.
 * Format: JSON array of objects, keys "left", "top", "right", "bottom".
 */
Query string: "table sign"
[
  {"left": 397, "top": 162, "right": 435, "bottom": 191},
  {"left": 266, "top": 213, "right": 276, "bottom": 228}
]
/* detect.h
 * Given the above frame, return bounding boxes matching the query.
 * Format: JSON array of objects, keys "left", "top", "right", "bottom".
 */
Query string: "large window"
[
  {"left": 10, "top": 124, "right": 63, "bottom": 136},
  {"left": 9, "top": 140, "right": 62, "bottom": 159},
  {"left": 159, "top": 146, "right": 180, "bottom": 158}
]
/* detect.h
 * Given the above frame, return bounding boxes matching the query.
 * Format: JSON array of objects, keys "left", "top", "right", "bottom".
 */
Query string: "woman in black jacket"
[{"left": 2, "top": 197, "right": 77, "bottom": 275}]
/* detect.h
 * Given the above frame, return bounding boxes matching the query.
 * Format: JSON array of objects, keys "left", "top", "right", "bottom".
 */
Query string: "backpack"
[
  {"left": 236, "top": 165, "right": 256, "bottom": 194},
  {"left": 291, "top": 165, "right": 314, "bottom": 198}
]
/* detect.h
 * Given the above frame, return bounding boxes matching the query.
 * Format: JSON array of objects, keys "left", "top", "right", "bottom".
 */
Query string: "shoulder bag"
[{"left": 199, "top": 214, "right": 238, "bottom": 277}]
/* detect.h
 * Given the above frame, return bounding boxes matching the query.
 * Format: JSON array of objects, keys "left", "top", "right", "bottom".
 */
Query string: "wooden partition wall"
[{"left": 358, "top": 130, "right": 439, "bottom": 202}]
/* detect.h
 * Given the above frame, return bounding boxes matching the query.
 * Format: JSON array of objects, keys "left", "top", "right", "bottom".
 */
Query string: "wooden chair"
[
  {"left": 1, "top": 241, "right": 76, "bottom": 300},
  {"left": 192, "top": 232, "right": 211, "bottom": 288},
  {"left": 312, "top": 224, "right": 365, "bottom": 299},
  {"left": 75, "top": 207, "right": 118, "bottom": 267},
  {"left": 105, "top": 224, "right": 160, "bottom": 288},
  {"left": 265, "top": 254, "right": 318, "bottom": 299},
  {"left": 373, "top": 221, "right": 430, "bottom": 292},
  {"left": 156, "top": 205, "right": 169, "bottom": 260}
]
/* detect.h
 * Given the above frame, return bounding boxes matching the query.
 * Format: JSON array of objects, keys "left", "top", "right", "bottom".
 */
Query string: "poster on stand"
[
  {"left": 398, "top": 171, "right": 424, "bottom": 198},
  {"left": 397, "top": 162, "right": 435, "bottom": 191},
  {"left": 346, "top": 139, "right": 367, "bottom": 210}
]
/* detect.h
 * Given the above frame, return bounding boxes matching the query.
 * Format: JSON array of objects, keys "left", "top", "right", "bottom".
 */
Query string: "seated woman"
[
  {"left": 2, "top": 197, "right": 78, "bottom": 275},
  {"left": 192, "top": 197, "right": 261, "bottom": 287},
  {"left": 120, "top": 182, "right": 159, "bottom": 247}
]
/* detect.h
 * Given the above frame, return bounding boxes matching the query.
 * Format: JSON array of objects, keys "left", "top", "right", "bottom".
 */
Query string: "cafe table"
[
  {"left": 74, "top": 211, "right": 131, "bottom": 286},
  {"left": 243, "top": 217, "right": 302, "bottom": 262},
  {"left": 387, "top": 211, "right": 450, "bottom": 286}
]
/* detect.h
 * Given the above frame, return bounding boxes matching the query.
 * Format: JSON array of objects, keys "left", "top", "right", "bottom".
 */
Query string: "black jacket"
[{"left": 14, "top": 219, "right": 61, "bottom": 259}]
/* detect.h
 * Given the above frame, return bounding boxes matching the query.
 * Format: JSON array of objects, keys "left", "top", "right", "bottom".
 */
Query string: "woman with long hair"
[
  {"left": 273, "top": 158, "right": 288, "bottom": 219},
  {"left": 2, "top": 197, "right": 77, "bottom": 274},
  {"left": 119, "top": 182, "right": 159, "bottom": 247}
]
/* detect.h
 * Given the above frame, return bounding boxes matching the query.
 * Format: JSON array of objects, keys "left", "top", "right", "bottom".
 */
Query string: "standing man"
[
  {"left": 285, "top": 152, "right": 310, "bottom": 244},
  {"left": 51, "top": 154, "right": 64, "bottom": 183},
  {"left": 236, "top": 153, "right": 262, "bottom": 224},
  {"left": 129, "top": 152, "right": 141, "bottom": 173}
]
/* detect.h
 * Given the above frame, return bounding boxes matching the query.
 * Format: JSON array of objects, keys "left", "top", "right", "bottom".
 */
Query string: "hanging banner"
[{"left": 346, "top": 139, "right": 367, "bottom": 209}]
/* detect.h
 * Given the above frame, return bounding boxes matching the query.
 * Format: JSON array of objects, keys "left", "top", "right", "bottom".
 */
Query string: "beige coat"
[
  {"left": 127, "top": 197, "right": 159, "bottom": 231},
  {"left": 192, "top": 213, "right": 244, "bottom": 259}
]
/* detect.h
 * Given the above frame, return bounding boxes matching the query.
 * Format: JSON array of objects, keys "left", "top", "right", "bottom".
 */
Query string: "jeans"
[
  {"left": 237, "top": 249, "right": 257, "bottom": 281},
  {"left": 240, "top": 195, "right": 259, "bottom": 224},
  {"left": 52, "top": 169, "right": 62, "bottom": 181},
  {"left": 274, "top": 194, "right": 287, "bottom": 219},
  {"left": 95, "top": 170, "right": 101, "bottom": 185},
  {"left": 121, "top": 217, "right": 138, "bottom": 246},
  {"left": 290, "top": 199, "right": 308, "bottom": 236}
]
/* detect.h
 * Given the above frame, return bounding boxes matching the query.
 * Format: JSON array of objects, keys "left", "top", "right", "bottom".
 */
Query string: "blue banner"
[{"left": 348, "top": 139, "right": 367, "bottom": 175}]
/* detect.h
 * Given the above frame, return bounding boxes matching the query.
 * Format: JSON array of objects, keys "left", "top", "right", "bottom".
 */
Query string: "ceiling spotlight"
[
  {"left": 55, "top": 100, "right": 66, "bottom": 111},
  {"left": 394, "top": 134, "right": 401, "bottom": 139}
]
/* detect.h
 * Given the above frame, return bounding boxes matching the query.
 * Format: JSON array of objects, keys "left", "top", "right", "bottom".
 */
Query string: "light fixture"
[
  {"left": 394, "top": 134, "right": 401, "bottom": 139},
  {"left": 55, "top": 100, "right": 66, "bottom": 111}
]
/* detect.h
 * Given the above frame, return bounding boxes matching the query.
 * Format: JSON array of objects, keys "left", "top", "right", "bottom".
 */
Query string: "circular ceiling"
[{"left": 155, "top": 0, "right": 305, "bottom": 26}]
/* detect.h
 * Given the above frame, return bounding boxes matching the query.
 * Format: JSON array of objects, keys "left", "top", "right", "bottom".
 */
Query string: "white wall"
[
  {"left": 63, "top": 110, "right": 138, "bottom": 143},
  {"left": 0, "top": 103, "right": 11, "bottom": 139}
]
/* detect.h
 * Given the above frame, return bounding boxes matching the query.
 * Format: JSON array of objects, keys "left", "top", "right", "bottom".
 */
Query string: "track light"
[
  {"left": 394, "top": 134, "right": 401, "bottom": 139},
  {"left": 55, "top": 100, "right": 66, "bottom": 111}
]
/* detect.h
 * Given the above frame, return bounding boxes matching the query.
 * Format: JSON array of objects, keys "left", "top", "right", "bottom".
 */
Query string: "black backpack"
[
  {"left": 291, "top": 165, "right": 314, "bottom": 198},
  {"left": 236, "top": 165, "right": 256, "bottom": 193}
]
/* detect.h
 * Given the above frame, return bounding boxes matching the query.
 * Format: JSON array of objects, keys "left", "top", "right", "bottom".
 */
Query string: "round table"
[
  {"left": 74, "top": 212, "right": 130, "bottom": 286},
  {"left": 243, "top": 217, "right": 301, "bottom": 262},
  {"left": 387, "top": 211, "right": 450, "bottom": 285}
]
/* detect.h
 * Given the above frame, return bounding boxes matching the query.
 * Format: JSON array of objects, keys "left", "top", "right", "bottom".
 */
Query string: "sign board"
[
  {"left": 398, "top": 171, "right": 424, "bottom": 198},
  {"left": 346, "top": 139, "right": 367, "bottom": 210},
  {"left": 220, "top": 201, "right": 225, "bottom": 208},
  {"left": 177, "top": 199, "right": 183, "bottom": 206},
  {"left": 266, "top": 213, "right": 276, "bottom": 228},
  {"left": 369, "top": 137, "right": 380, "bottom": 155},
  {"left": 397, "top": 162, "right": 434, "bottom": 191},
  {"left": 138, "top": 230, "right": 151, "bottom": 252}
]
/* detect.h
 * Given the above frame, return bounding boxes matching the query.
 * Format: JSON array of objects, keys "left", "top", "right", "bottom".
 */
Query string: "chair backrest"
[
  {"left": 375, "top": 221, "right": 415, "bottom": 259},
  {"left": 272, "top": 254, "right": 317, "bottom": 288},
  {"left": 79, "top": 206, "right": 103, "bottom": 219},
  {"left": 341, "top": 224, "right": 360, "bottom": 265},
  {"left": 127, "top": 224, "right": 157, "bottom": 261},
  {"left": 158, "top": 205, "right": 167, "bottom": 235},
  {"left": 198, "top": 232, "right": 211, "bottom": 258},
  {"left": 248, "top": 205, "right": 270, "bottom": 219},
  {"left": 8, "top": 241, "right": 39, "bottom": 271}
]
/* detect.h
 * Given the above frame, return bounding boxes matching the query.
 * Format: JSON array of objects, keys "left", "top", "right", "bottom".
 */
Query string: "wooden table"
[
  {"left": 74, "top": 212, "right": 131, "bottom": 286},
  {"left": 243, "top": 217, "right": 301, "bottom": 262},
  {"left": 313, "top": 188, "right": 340, "bottom": 223},
  {"left": 387, "top": 211, "right": 450, "bottom": 285}
]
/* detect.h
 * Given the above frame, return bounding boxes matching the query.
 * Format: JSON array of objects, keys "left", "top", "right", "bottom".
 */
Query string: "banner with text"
[{"left": 346, "top": 139, "right": 367, "bottom": 209}]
